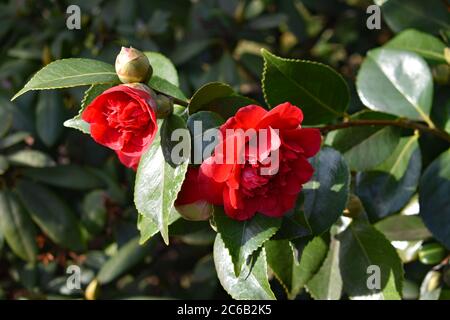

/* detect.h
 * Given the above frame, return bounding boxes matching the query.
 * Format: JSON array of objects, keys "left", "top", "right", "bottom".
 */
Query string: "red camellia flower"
[
  {"left": 198, "top": 102, "right": 321, "bottom": 221},
  {"left": 82, "top": 84, "right": 158, "bottom": 170}
]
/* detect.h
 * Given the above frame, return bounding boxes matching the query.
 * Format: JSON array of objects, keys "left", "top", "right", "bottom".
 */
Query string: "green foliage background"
[{"left": 0, "top": 0, "right": 449, "bottom": 300}]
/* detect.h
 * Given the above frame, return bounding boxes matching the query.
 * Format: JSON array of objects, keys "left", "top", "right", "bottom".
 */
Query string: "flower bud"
[
  {"left": 176, "top": 201, "right": 213, "bottom": 221},
  {"left": 115, "top": 47, "right": 152, "bottom": 84},
  {"left": 154, "top": 94, "right": 174, "bottom": 119}
]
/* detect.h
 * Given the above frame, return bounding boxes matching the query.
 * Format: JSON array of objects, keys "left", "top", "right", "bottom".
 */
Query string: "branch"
[{"left": 317, "top": 119, "right": 450, "bottom": 143}]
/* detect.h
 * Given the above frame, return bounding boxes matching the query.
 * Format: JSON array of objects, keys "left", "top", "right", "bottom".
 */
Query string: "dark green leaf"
[
  {"left": 384, "top": 29, "right": 447, "bottom": 64},
  {"left": 16, "top": 180, "right": 86, "bottom": 252},
  {"left": 134, "top": 128, "right": 189, "bottom": 244},
  {"left": 97, "top": 237, "right": 156, "bottom": 285},
  {"left": 303, "top": 147, "right": 350, "bottom": 234},
  {"left": 419, "top": 149, "right": 450, "bottom": 249},
  {"left": 338, "top": 220, "right": 403, "bottom": 299},
  {"left": 36, "top": 91, "right": 65, "bottom": 147},
  {"left": 306, "top": 235, "right": 342, "bottom": 300},
  {"left": 0, "top": 189, "right": 38, "bottom": 262},
  {"left": 357, "top": 48, "right": 434, "bottom": 125},
  {"left": 7, "top": 150, "right": 55, "bottom": 168},
  {"left": 188, "top": 82, "right": 256, "bottom": 119},
  {"left": 213, "top": 208, "right": 281, "bottom": 276},
  {"left": 261, "top": 49, "right": 349, "bottom": 125},
  {"left": 375, "top": 215, "right": 432, "bottom": 242},
  {"left": 81, "top": 190, "right": 107, "bottom": 235},
  {"left": 213, "top": 234, "right": 275, "bottom": 300},
  {"left": 148, "top": 75, "right": 187, "bottom": 102},
  {"left": 22, "top": 165, "right": 104, "bottom": 190},
  {"left": 356, "top": 148, "right": 421, "bottom": 220},
  {"left": 145, "top": 52, "right": 179, "bottom": 86},
  {"left": 160, "top": 114, "right": 190, "bottom": 167},
  {"left": 12, "top": 59, "right": 119, "bottom": 100},
  {"left": 375, "top": 0, "right": 450, "bottom": 34}
]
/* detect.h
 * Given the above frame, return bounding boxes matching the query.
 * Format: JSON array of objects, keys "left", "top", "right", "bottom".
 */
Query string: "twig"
[{"left": 317, "top": 119, "right": 450, "bottom": 143}]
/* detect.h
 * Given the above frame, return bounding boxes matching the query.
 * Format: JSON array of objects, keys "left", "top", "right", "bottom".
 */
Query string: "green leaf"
[
  {"left": 306, "top": 235, "right": 342, "bottom": 300},
  {"left": 64, "top": 83, "right": 113, "bottom": 134},
  {"left": 272, "top": 208, "right": 311, "bottom": 240},
  {"left": 356, "top": 48, "right": 434, "bottom": 125},
  {"left": 81, "top": 190, "right": 107, "bottom": 235},
  {"left": 0, "top": 156, "right": 8, "bottom": 175},
  {"left": 22, "top": 165, "right": 104, "bottom": 190},
  {"left": 160, "top": 114, "right": 190, "bottom": 167},
  {"left": 375, "top": 0, "right": 450, "bottom": 34},
  {"left": 419, "top": 149, "right": 450, "bottom": 249},
  {"left": 148, "top": 75, "right": 187, "bottom": 102},
  {"left": 145, "top": 52, "right": 179, "bottom": 86},
  {"left": 12, "top": 59, "right": 119, "bottom": 101},
  {"left": 213, "top": 234, "right": 275, "bottom": 300},
  {"left": 0, "top": 132, "right": 30, "bottom": 150},
  {"left": 0, "top": 105, "right": 12, "bottom": 137},
  {"left": 0, "top": 189, "right": 38, "bottom": 262},
  {"left": 358, "top": 152, "right": 421, "bottom": 221},
  {"left": 261, "top": 49, "right": 349, "bottom": 125},
  {"left": 97, "top": 237, "right": 156, "bottom": 285},
  {"left": 188, "top": 82, "right": 256, "bottom": 119},
  {"left": 16, "top": 180, "right": 86, "bottom": 252},
  {"left": 134, "top": 127, "right": 189, "bottom": 245},
  {"left": 303, "top": 147, "right": 350, "bottom": 234},
  {"left": 187, "top": 111, "right": 224, "bottom": 162},
  {"left": 266, "top": 236, "right": 329, "bottom": 298},
  {"left": 375, "top": 215, "right": 432, "bottom": 241},
  {"left": 137, "top": 208, "right": 181, "bottom": 245},
  {"left": 36, "top": 91, "right": 65, "bottom": 147},
  {"left": 332, "top": 116, "right": 402, "bottom": 171},
  {"left": 171, "top": 39, "right": 214, "bottom": 66},
  {"left": 7, "top": 150, "right": 55, "bottom": 168},
  {"left": 338, "top": 220, "right": 403, "bottom": 299},
  {"left": 374, "top": 134, "right": 420, "bottom": 180},
  {"left": 384, "top": 29, "right": 447, "bottom": 64},
  {"left": 213, "top": 208, "right": 281, "bottom": 276}
]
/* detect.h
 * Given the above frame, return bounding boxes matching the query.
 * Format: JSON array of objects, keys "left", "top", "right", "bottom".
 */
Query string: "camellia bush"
[{"left": 0, "top": 0, "right": 449, "bottom": 300}]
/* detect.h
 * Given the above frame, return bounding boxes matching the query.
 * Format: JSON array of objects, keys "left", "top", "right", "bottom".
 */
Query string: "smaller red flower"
[{"left": 82, "top": 84, "right": 158, "bottom": 170}]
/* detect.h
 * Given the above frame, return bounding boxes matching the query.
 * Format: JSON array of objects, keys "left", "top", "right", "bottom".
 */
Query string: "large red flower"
[
  {"left": 82, "top": 84, "right": 157, "bottom": 170},
  {"left": 198, "top": 102, "right": 321, "bottom": 221}
]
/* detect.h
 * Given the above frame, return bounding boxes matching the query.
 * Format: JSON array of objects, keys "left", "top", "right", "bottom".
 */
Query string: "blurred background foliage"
[{"left": 0, "top": 0, "right": 449, "bottom": 300}]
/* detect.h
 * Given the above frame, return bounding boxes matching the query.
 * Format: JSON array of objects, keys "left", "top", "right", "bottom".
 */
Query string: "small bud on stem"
[{"left": 115, "top": 47, "right": 153, "bottom": 84}]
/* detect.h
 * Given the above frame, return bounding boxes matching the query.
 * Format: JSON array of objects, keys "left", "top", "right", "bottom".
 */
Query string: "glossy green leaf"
[
  {"left": 134, "top": 128, "right": 189, "bottom": 245},
  {"left": 187, "top": 111, "right": 224, "bottom": 162},
  {"left": 97, "top": 237, "right": 156, "bottom": 285},
  {"left": 188, "top": 82, "right": 256, "bottom": 118},
  {"left": 303, "top": 147, "right": 350, "bottom": 234},
  {"left": 261, "top": 49, "right": 349, "bottom": 125},
  {"left": 356, "top": 148, "right": 421, "bottom": 220},
  {"left": 0, "top": 190, "right": 38, "bottom": 262},
  {"left": 0, "top": 132, "right": 30, "bottom": 150},
  {"left": 213, "top": 208, "right": 281, "bottom": 276},
  {"left": 306, "top": 235, "right": 342, "bottom": 300},
  {"left": 12, "top": 59, "right": 119, "bottom": 100},
  {"left": 213, "top": 234, "right": 275, "bottom": 300},
  {"left": 375, "top": 215, "right": 432, "bottom": 242},
  {"left": 148, "top": 75, "right": 187, "bottom": 102},
  {"left": 357, "top": 48, "right": 434, "bottom": 125},
  {"left": 16, "top": 180, "right": 86, "bottom": 252},
  {"left": 22, "top": 165, "right": 104, "bottom": 190},
  {"left": 137, "top": 208, "right": 180, "bottom": 245},
  {"left": 332, "top": 125, "right": 401, "bottom": 172},
  {"left": 160, "top": 114, "right": 190, "bottom": 167},
  {"left": 375, "top": 134, "right": 419, "bottom": 180},
  {"left": 419, "top": 149, "right": 450, "bottom": 249},
  {"left": 145, "top": 52, "right": 179, "bottom": 86},
  {"left": 7, "top": 150, "right": 55, "bottom": 168},
  {"left": 384, "top": 29, "right": 447, "bottom": 64},
  {"left": 338, "top": 220, "right": 403, "bottom": 300},
  {"left": 36, "top": 91, "right": 65, "bottom": 147},
  {"left": 375, "top": 0, "right": 450, "bottom": 34},
  {"left": 64, "top": 83, "right": 113, "bottom": 134}
]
